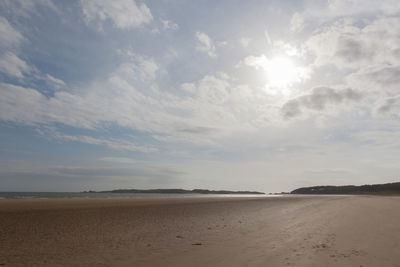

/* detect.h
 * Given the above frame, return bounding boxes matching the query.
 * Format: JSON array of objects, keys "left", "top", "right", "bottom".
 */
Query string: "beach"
[{"left": 1, "top": 195, "right": 400, "bottom": 266}]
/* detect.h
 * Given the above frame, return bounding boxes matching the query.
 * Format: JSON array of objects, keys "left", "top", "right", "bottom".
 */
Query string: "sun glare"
[{"left": 262, "top": 56, "right": 301, "bottom": 91}]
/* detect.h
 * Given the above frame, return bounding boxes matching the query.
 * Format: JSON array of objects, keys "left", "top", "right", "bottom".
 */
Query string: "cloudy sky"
[{"left": 1, "top": 0, "right": 400, "bottom": 192}]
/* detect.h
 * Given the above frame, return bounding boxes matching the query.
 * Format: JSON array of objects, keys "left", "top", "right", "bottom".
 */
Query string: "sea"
[{"left": 0, "top": 192, "right": 270, "bottom": 200}]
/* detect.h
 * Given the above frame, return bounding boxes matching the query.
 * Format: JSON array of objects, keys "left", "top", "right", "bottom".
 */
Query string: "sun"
[{"left": 261, "top": 56, "right": 304, "bottom": 92}]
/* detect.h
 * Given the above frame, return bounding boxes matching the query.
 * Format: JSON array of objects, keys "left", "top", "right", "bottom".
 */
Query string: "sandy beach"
[{"left": 1, "top": 195, "right": 400, "bottom": 266}]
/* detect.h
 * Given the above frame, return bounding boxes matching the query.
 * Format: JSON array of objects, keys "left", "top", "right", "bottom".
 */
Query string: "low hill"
[
  {"left": 291, "top": 182, "right": 400, "bottom": 195},
  {"left": 85, "top": 188, "right": 265, "bottom": 195}
]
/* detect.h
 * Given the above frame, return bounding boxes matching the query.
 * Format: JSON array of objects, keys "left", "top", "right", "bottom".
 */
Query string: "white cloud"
[
  {"left": 0, "top": 52, "right": 31, "bottom": 78},
  {"left": 0, "top": 16, "right": 63, "bottom": 85},
  {"left": 0, "top": 16, "right": 24, "bottom": 49},
  {"left": 290, "top": 12, "right": 305, "bottom": 33},
  {"left": 43, "top": 74, "right": 66, "bottom": 88},
  {"left": 303, "top": 13, "right": 400, "bottom": 70},
  {"left": 195, "top": 31, "right": 216, "bottom": 57},
  {"left": 327, "top": 0, "right": 400, "bottom": 16},
  {"left": 299, "top": 10, "right": 400, "bottom": 123},
  {"left": 292, "top": 0, "right": 400, "bottom": 33},
  {"left": 114, "top": 51, "right": 159, "bottom": 81},
  {"left": 0, "top": 62, "right": 275, "bottom": 146},
  {"left": 217, "top": 41, "right": 228, "bottom": 47},
  {"left": 180, "top": 83, "right": 196, "bottom": 93},
  {"left": 175, "top": 73, "right": 275, "bottom": 133},
  {"left": 244, "top": 54, "right": 268, "bottom": 70},
  {"left": 162, "top": 19, "right": 179, "bottom": 30},
  {"left": 305, "top": 19, "right": 367, "bottom": 68},
  {"left": 55, "top": 133, "right": 157, "bottom": 153},
  {"left": 305, "top": 16, "right": 400, "bottom": 95},
  {"left": 0, "top": 16, "right": 37, "bottom": 80},
  {"left": 80, "top": 0, "right": 153, "bottom": 30},
  {"left": 0, "top": 83, "right": 48, "bottom": 125},
  {"left": 0, "top": 0, "right": 58, "bottom": 18},
  {"left": 239, "top": 37, "right": 251, "bottom": 48}
]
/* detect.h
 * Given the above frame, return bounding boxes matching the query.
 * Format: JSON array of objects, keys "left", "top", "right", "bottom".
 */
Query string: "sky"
[{"left": 1, "top": 0, "right": 400, "bottom": 192}]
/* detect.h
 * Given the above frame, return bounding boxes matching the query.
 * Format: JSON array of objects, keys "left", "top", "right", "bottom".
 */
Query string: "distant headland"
[
  {"left": 291, "top": 181, "right": 400, "bottom": 195},
  {"left": 83, "top": 188, "right": 265, "bottom": 195}
]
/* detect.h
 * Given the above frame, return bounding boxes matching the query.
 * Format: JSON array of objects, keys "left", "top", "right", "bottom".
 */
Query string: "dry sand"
[{"left": 1, "top": 195, "right": 400, "bottom": 266}]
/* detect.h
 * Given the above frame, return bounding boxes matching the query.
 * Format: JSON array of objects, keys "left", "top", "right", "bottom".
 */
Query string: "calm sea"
[{"left": 0, "top": 192, "right": 269, "bottom": 200}]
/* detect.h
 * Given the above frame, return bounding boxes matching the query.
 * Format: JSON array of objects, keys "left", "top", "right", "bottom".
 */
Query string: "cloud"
[
  {"left": 0, "top": 16, "right": 64, "bottom": 83},
  {"left": 0, "top": 0, "right": 58, "bottom": 18},
  {"left": 162, "top": 19, "right": 179, "bottom": 31},
  {"left": 80, "top": 0, "right": 153, "bottom": 30},
  {"left": 327, "top": 0, "right": 400, "bottom": 16},
  {"left": 375, "top": 96, "right": 400, "bottom": 117},
  {"left": 291, "top": 0, "right": 400, "bottom": 34},
  {"left": 243, "top": 41, "right": 304, "bottom": 70},
  {"left": 244, "top": 54, "right": 268, "bottom": 70},
  {"left": 52, "top": 166, "right": 182, "bottom": 178},
  {"left": 0, "top": 57, "right": 164, "bottom": 130},
  {"left": 55, "top": 133, "right": 158, "bottom": 153},
  {"left": 0, "top": 83, "right": 48, "bottom": 125},
  {"left": 0, "top": 52, "right": 31, "bottom": 78},
  {"left": 0, "top": 58, "right": 276, "bottom": 146},
  {"left": 175, "top": 73, "right": 275, "bottom": 132},
  {"left": 290, "top": 12, "right": 305, "bottom": 33},
  {"left": 0, "top": 17, "right": 31, "bottom": 78},
  {"left": 43, "top": 74, "right": 66, "bottom": 88},
  {"left": 281, "top": 87, "right": 363, "bottom": 119},
  {"left": 302, "top": 15, "right": 400, "bottom": 112},
  {"left": 305, "top": 17, "right": 400, "bottom": 69},
  {"left": 350, "top": 66, "right": 400, "bottom": 88},
  {"left": 239, "top": 37, "right": 251, "bottom": 48},
  {"left": 0, "top": 16, "right": 24, "bottom": 49},
  {"left": 195, "top": 31, "right": 216, "bottom": 57},
  {"left": 305, "top": 19, "right": 367, "bottom": 68},
  {"left": 334, "top": 37, "right": 374, "bottom": 64}
]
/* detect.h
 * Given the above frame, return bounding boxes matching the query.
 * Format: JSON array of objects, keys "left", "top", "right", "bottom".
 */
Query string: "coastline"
[
  {"left": 1, "top": 195, "right": 399, "bottom": 266},
  {"left": 0, "top": 191, "right": 267, "bottom": 200}
]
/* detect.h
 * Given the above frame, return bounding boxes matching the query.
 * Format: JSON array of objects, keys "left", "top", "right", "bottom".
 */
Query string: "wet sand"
[{"left": 1, "top": 195, "right": 400, "bottom": 266}]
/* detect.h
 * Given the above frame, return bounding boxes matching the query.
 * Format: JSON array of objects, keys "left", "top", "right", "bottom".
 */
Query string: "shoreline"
[
  {"left": 0, "top": 196, "right": 276, "bottom": 210},
  {"left": 0, "top": 191, "right": 269, "bottom": 201}
]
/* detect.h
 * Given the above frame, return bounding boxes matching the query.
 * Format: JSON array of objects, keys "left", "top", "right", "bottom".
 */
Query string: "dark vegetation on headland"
[
  {"left": 291, "top": 182, "right": 400, "bottom": 195},
  {"left": 84, "top": 189, "right": 265, "bottom": 195}
]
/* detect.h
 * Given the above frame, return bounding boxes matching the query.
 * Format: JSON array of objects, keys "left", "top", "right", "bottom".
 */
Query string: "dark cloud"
[
  {"left": 282, "top": 87, "right": 363, "bottom": 119},
  {"left": 335, "top": 37, "right": 375, "bottom": 64},
  {"left": 178, "top": 126, "right": 218, "bottom": 135},
  {"left": 364, "top": 66, "right": 400, "bottom": 86},
  {"left": 376, "top": 95, "right": 400, "bottom": 115}
]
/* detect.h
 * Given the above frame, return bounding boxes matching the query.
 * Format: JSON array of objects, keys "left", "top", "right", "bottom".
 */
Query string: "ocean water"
[{"left": 0, "top": 192, "right": 269, "bottom": 200}]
